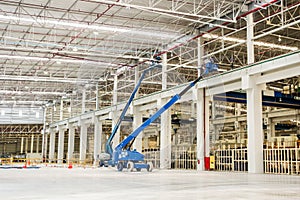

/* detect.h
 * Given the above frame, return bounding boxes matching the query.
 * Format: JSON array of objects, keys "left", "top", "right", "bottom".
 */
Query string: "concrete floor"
[{"left": 0, "top": 167, "right": 299, "bottom": 200}]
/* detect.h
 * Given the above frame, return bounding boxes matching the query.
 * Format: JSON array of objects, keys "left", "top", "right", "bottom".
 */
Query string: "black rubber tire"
[
  {"left": 147, "top": 162, "right": 153, "bottom": 172},
  {"left": 127, "top": 161, "right": 134, "bottom": 172},
  {"left": 99, "top": 161, "right": 104, "bottom": 167},
  {"left": 117, "top": 162, "right": 123, "bottom": 171}
]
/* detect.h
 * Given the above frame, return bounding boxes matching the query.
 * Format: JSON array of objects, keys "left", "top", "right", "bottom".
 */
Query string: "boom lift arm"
[
  {"left": 112, "top": 75, "right": 203, "bottom": 172},
  {"left": 99, "top": 61, "right": 161, "bottom": 164}
]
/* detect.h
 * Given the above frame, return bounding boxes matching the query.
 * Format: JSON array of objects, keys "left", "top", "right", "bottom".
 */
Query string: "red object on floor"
[
  {"left": 68, "top": 163, "right": 73, "bottom": 169},
  {"left": 204, "top": 157, "right": 210, "bottom": 170}
]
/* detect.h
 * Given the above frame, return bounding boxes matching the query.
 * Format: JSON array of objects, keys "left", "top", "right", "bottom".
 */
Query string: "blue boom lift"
[
  {"left": 100, "top": 59, "right": 209, "bottom": 172},
  {"left": 98, "top": 60, "right": 161, "bottom": 168}
]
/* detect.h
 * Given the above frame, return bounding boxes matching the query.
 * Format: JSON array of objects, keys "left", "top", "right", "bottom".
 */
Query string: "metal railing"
[
  {"left": 144, "top": 146, "right": 197, "bottom": 170},
  {"left": 213, "top": 142, "right": 300, "bottom": 175}
]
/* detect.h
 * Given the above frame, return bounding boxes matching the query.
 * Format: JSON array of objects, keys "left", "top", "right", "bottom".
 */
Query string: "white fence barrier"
[{"left": 214, "top": 142, "right": 300, "bottom": 175}]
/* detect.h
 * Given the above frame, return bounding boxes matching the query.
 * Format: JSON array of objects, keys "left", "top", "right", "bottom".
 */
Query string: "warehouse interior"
[{"left": 0, "top": 0, "right": 300, "bottom": 199}]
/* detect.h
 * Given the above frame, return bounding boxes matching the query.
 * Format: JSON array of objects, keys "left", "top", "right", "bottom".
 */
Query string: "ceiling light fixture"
[
  {"left": 0, "top": 54, "right": 117, "bottom": 66},
  {"left": 0, "top": 90, "right": 68, "bottom": 96},
  {"left": 0, "top": 14, "right": 179, "bottom": 39},
  {"left": 0, "top": 14, "right": 129, "bottom": 33}
]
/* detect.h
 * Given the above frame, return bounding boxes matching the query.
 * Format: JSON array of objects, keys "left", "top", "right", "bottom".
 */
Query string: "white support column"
[
  {"left": 135, "top": 65, "right": 139, "bottom": 91},
  {"left": 36, "top": 135, "right": 39, "bottom": 153},
  {"left": 44, "top": 133, "right": 48, "bottom": 160},
  {"left": 30, "top": 134, "right": 34, "bottom": 153},
  {"left": 196, "top": 88, "right": 205, "bottom": 171},
  {"left": 49, "top": 129, "right": 56, "bottom": 162},
  {"left": 79, "top": 122, "right": 88, "bottom": 163},
  {"left": 93, "top": 117, "right": 102, "bottom": 165},
  {"left": 51, "top": 105, "right": 55, "bottom": 123},
  {"left": 20, "top": 137, "right": 24, "bottom": 154},
  {"left": 111, "top": 74, "right": 120, "bottom": 148},
  {"left": 113, "top": 74, "right": 118, "bottom": 105},
  {"left": 132, "top": 66, "right": 142, "bottom": 151},
  {"left": 111, "top": 111, "right": 120, "bottom": 149},
  {"left": 57, "top": 126, "right": 65, "bottom": 164},
  {"left": 25, "top": 137, "right": 28, "bottom": 153},
  {"left": 265, "top": 107, "right": 275, "bottom": 142},
  {"left": 204, "top": 95, "right": 210, "bottom": 166},
  {"left": 144, "top": 137, "right": 149, "bottom": 149},
  {"left": 67, "top": 125, "right": 75, "bottom": 163},
  {"left": 82, "top": 87, "right": 86, "bottom": 114},
  {"left": 133, "top": 106, "right": 143, "bottom": 151},
  {"left": 96, "top": 83, "right": 99, "bottom": 110},
  {"left": 247, "top": 12, "right": 255, "bottom": 64},
  {"left": 41, "top": 129, "right": 47, "bottom": 160},
  {"left": 69, "top": 99, "right": 73, "bottom": 117},
  {"left": 162, "top": 53, "right": 167, "bottom": 90},
  {"left": 159, "top": 98, "right": 171, "bottom": 169},
  {"left": 197, "top": 37, "right": 204, "bottom": 76},
  {"left": 195, "top": 88, "right": 210, "bottom": 171},
  {"left": 243, "top": 75, "right": 264, "bottom": 173},
  {"left": 235, "top": 103, "right": 242, "bottom": 143},
  {"left": 60, "top": 99, "right": 64, "bottom": 120}
]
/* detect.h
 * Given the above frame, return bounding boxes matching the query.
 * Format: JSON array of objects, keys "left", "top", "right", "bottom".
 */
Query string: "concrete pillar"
[
  {"left": 96, "top": 83, "right": 99, "bottom": 110},
  {"left": 57, "top": 126, "right": 65, "bottom": 164},
  {"left": 79, "top": 122, "right": 88, "bottom": 163},
  {"left": 41, "top": 129, "right": 47, "bottom": 160},
  {"left": 211, "top": 101, "right": 216, "bottom": 120},
  {"left": 247, "top": 12, "right": 255, "bottom": 64},
  {"left": 266, "top": 107, "right": 275, "bottom": 142},
  {"left": 162, "top": 53, "right": 167, "bottom": 90},
  {"left": 132, "top": 66, "right": 142, "bottom": 151},
  {"left": 93, "top": 117, "right": 102, "bottom": 165},
  {"left": 25, "top": 137, "right": 28, "bottom": 153},
  {"left": 111, "top": 74, "right": 120, "bottom": 148},
  {"left": 44, "top": 134, "right": 48, "bottom": 159},
  {"left": 243, "top": 75, "right": 265, "bottom": 173},
  {"left": 60, "top": 99, "right": 64, "bottom": 120},
  {"left": 111, "top": 111, "right": 120, "bottom": 149},
  {"left": 195, "top": 88, "right": 210, "bottom": 171},
  {"left": 144, "top": 137, "right": 149, "bottom": 149},
  {"left": 113, "top": 74, "right": 118, "bottom": 105},
  {"left": 49, "top": 129, "right": 56, "bottom": 162},
  {"left": 69, "top": 99, "right": 73, "bottom": 117},
  {"left": 196, "top": 88, "right": 205, "bottom": 171},
  {"left": 159, "top": 98, "right": 171, "bottom": 169},
  {"left": 82, "top": 88, "right": 86, "bottom": 114},
  {"left": 51, "top": 105, "right": 55, "bottom": 123},
  {"left": 235, "top": 103, "right": 242, "bottom": 143},
  {"left": 36, "top": 135, "right": 39, "bottom": 153},
  {"left": 30, "top": 134, "right": 34, "bottom": 153},
  {"left": 133, "top": 106, "right": 143, "bottom": 151},
  {"left": 20, "top": 137, "right": 24, "bottom": 154},
  {"left": 67, "top": 125, "right": 75, "bottom": 163},
  {"left": 204, "top": 96, "right": 210, "bottom": 162}
]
